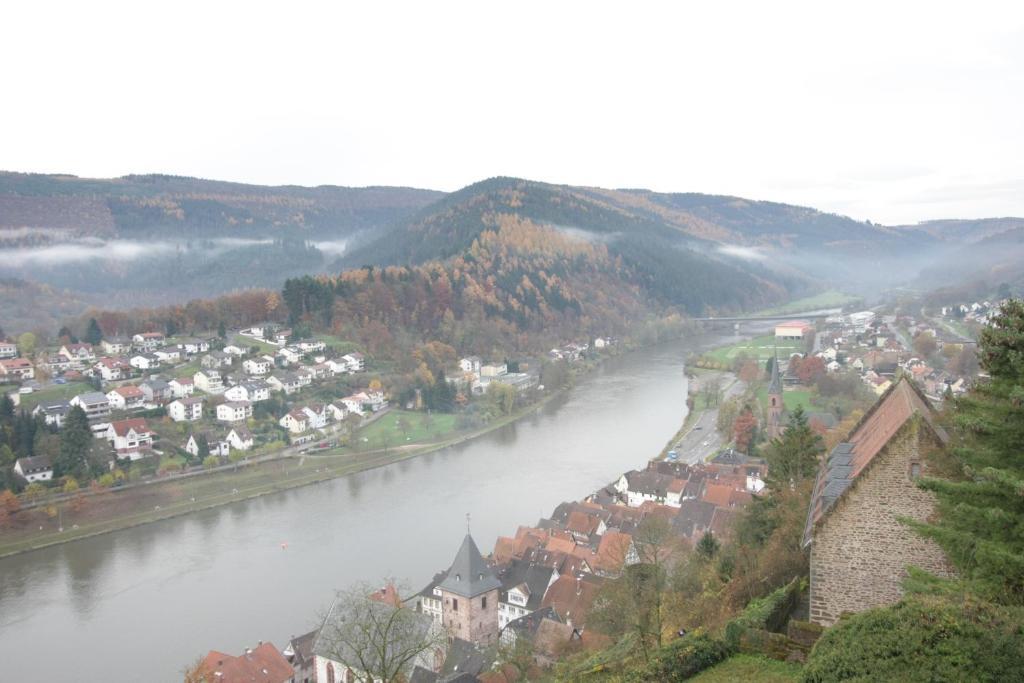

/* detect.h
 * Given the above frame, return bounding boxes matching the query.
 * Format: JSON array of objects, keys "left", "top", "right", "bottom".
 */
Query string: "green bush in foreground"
[
  {"left": 624, "top": 633, "right": 730, "bottom": 683},
  {"left": 802, "top": 595, "right": 1024, "bottom": 683}
]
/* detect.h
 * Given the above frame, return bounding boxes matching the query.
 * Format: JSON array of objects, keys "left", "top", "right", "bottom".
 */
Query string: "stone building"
[
  {"left": 438, "top": 534, "right": 501, "bottom": 646},
  {"left": 802, "top": 379, "right": 955, "bottom": 626},
  {"left": 766, "top": 352, "right": 785, "bottom": 440}
]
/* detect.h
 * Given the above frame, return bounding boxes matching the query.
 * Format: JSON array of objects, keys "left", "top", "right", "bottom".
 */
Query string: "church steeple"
[{"left": 767, "top": 347, "right": 784, "bottom": 440}]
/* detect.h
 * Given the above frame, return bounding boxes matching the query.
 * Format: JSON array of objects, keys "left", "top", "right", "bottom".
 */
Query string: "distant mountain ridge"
[{"left": 0, "top": 171, "right": 443, "bottom": 243}]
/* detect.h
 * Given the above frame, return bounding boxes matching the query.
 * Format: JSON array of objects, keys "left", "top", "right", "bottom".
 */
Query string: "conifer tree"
[
  {"left": 913, "top": 298, "right": 1024, "bottom": 604},
  {"left": 56, "top": 406, "right": 92, "bottom": 479},
  {"left": 761, "top": 406, "right": 825, "bottom": 489},
  {"left": 84, "top": 318, "right": 103, "bottom": 345}
]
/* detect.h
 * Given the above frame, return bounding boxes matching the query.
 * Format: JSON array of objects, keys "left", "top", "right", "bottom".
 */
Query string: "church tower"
[
  {"left": 438, "top": 533, "right": 500, "bottom": 645},
  {"left": 767, "top": 349, "right": 784, "bottom": 440}
]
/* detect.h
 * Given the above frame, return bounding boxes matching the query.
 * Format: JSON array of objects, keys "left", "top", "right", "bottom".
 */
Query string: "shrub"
[
  {"left": 802, "top": 595, "right": 1024, "bottom": 682},
  {"left": 725, "top": 577, "right": 803, "bottom": 647},
  {"left": 625, "top": 632, "right": 730, "bottom": 682}
]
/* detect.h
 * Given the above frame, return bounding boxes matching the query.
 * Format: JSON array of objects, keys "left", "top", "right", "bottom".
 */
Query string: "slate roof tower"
[{"left": 438, "top": 534, "right": 501, "bottom": 645}]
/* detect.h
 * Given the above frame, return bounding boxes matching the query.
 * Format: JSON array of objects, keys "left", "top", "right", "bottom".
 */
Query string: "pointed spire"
[
  {"left": 768, "top": 346, "right": 782, "bottom": 396},
  {"left": 439, "top": 533, "right": 501, "bottom": 598}
]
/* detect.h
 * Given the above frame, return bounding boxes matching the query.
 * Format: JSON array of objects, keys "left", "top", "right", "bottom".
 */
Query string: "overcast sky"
[{"left": 3, "top": 2, "right": 1023, "bottom": 224}]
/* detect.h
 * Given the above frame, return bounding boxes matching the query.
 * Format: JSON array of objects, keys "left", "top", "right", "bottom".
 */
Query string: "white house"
[
  {"left": 33, "top": 401, "right": 70, "bottom": 428},
  {"left": 101, "top": 337, "right": 132, "bottom": 355},
  {"left": 326, "top": 402, "right": 348, "bottom": 422},
  {"left": 614, "top": 470, "right": 678, "bottom": 508},
  {"left": 154, "top": 347, "right": 182, "bottom": 363},
  {"left": 168, "top": 397, "right": 204, "bottom": 422},
  {"left": 775, "top": 321, "right": 813, "bottom": 340},
  {"left": 277, "top": 347, "right": 302, "bottom": 364},
  {"left": 216, "top": 401, "right": 252, "bottom": 423},
  {"left": 177, "top": 338, "right": 209, "bottom": 355},
  {"left": 193, "top": 370, "right": 223, "bottom": 394},
  {"left": 0, "top": 341, "right": 18, "bottom": 359},
  {"left": 132, "top": 332, "right": 165, "bottom": 351},
  {"left": 201, "top": 351, "right": 233, "bottom": 369},
  {"left": 226, "top": 426, "right": 254, "bottom": 451},
  {"left": 169, "top": 377, "right": 195, "bottom": 398},
  {"left": 342, "top": 352, "right": 365, "bottom": 373},
  {"left": 13, "top": 455, "right": 53, "bottom": 483},
  {"left": 129, "top": 353, "right": 160, "bottom": 371},
  {"left": 106, "top": 418, "right": 154, "bottom": 460},
  {"left": 279, "top": 409, "right": 309, "bottom": 434},
  {"left": 106, "top": 385, "right": 145, "bottom": 411},
  {"left": 94, "top": 357, "right": 130, "bottom": 381},
  {"left": 0, "top": 358, "right": 34, "bottom": 381},
  {"left": 243, "top": 358, "right": 272, "bottom": 376},
  {"left": 296, "top": 340, "right": 326, "bottom": 353},
  {"left": 223, "top": 380, "right": 271, "bottom": 403},
  {"left": 71, "top": 391, "right": 111, "bottom": 420},
  {"left": 185, "top": 432, "right": 229, "bottom": 458},
  {"left": 59, "top": 343, "right": 95, "bottom": 363},
  {"left": 481, "top": 362, "right": 507, "bottom": 378},
  {"left": 459, "top": 356, "right": 482, "bottom": 374},
  {"left": 222, "top": 344, "right": 246, "bottom": 356},
  {"left": 267, "top": 372, "right": 302, "bottom": 394}
]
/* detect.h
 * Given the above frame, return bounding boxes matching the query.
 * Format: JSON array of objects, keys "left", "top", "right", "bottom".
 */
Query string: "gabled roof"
[
  {"left": 495, "top": 559, "right": 555, "bottom": 611},
  {"left": 802, "top": 378, "right": 947, "bottom": 548},
  {"left": 109, "top": 418, "right": 152, "bottom": 437},
  {"left": 438, "top": 534, "right": 501, "bottom": 598},
  {"left": 200, "top": 642, "right": 294, "bottom": 683}
]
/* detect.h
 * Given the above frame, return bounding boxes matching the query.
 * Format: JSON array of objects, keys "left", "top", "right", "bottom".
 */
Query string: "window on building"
[
  {"left": 481, "top": 596, "right": 487, "bottom": 609},
  {"left": 452, "top": 598, "right": 459, "bottom": 611},
  {"left": 910, "top": 462, "right": 921, "bottom": 480}
]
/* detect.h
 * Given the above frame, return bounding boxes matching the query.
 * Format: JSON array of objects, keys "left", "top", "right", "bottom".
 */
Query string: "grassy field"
[
  {"left": 14, "top": 381, "right": 93, "bottom": 411},
  {"left": 755, "top": 290, "right": 861, "bottom": 316},
  {"left": 230, "top": 333, "right": 279, "bottom": 353},
  {"left": 357, "top": 410, "right": 458, "bottom": 449},
  {"left": 704, "top": 335, "right": 803, "bottom": 365},
  {"left": 690, "top": 654, "right": 802, "bottom": 682}
]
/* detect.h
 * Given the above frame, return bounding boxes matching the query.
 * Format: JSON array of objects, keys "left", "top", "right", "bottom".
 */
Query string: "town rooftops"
[
  {"left": 200, "top": 642, "right": 294, "bottom": 683},
  {"left": 438, "top": 533, "right": 502, "bottom": 598},
  {"left": 802, "top": 378, "right": 947, "bottom": 548},
  {"left": 75, "top": 391, "right": 109, "bottom": 405}
]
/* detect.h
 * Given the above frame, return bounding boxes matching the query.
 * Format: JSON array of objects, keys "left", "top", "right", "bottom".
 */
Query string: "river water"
[{"left": 0, "top": 333, "right": 729, "bottom": 682}]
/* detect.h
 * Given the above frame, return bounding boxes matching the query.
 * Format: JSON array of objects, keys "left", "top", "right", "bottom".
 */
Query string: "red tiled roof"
[
  {"left": 110, "top": 418, "right": 151, "bottom": 437},
  {"left": 702, "top": 483, "right": 734, "bottom": 508},
  {"left": 200, "top": 642, "right": 293, "bottom": 683},
  {"left": 541, "top": 574, "right": 605, "bottom": 628}
]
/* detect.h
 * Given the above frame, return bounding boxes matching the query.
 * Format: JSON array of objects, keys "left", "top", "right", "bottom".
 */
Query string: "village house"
[
  {"left": 295, "top": 339, "right": 326, "bottom": 354},
  {"left": 154, "top": 346, "right": 182, "bottom": 363},
  {"left": 243, "top": 357, "right": 272, "bottom": 376},
  {"left": 342, "top": 352, "right": 365, "bottom": 373},
  {"left": 139, "top": 378, "right": 173, "bottom": 403},
  {"left": 59, "top": 343, "right": 95, "bottom": 364},
  {"left": 194, "top": 369, "right": 223, "bottom": 393},
  {"left": 106, "top": 418, "right": 155, "bottom": 460},
  {"left": 217, "top": 400, "right": 253, "bottom": 423},
  {"left": 169, "top": 377, "right": 195, "bottom": 398},
  {"left": 0, "top": 340, "right": 18, "bottom": 359},
  {"left": 459, "top": 356, "right": 482, "bottom": 375},
  {"left": 176, "top": 338, "right": 210, "bottom": 355},
  {"left": 44, "top": 355, "right": 73, "bottom": 374},
  {"left": 33, "top": 400, "right": 70, "bottom": 428},
  {"left": 283, "top": 630, "right": 318, "bottom": 683},
  {"left": 132, "top": 332, "right": 165, "bottom": 351},
  {"left": 201, "top": 351, "right": 233, "bottom": 369},
  {"left": 226, "top": 426, "right": 254, "bottom": 451},
  {"left": 129, "top": 353, "right": 160, "bottom": 371},
  {"left": 495, "top": 559, "right": 558, "bottom": 628},
  {"left": 803, "top": 379, "right": 956, "bottom": 627},
  {"left": 294, "top": 367, "right": 314, "bottom": 387},
  {"left": 222, "top": 344, "right": 246, "bottom": 356},
  {"left": 0, "top": 357, "right": 35, "bottom": 381},
  {"left": 326, "top": 401, "right": 348, "bottom": 422},
  {"left": 277, "top": 346, "right": 302, "bottom": 365},
  {"left": 199, "top": 642, "right": 293, "bottom": 683},
  {"left": 101, "top": 337, "right": 132, "bottom": 355},
  {"left": 223, "top": 380, "right": 271, "bottom": 403},
  {"left": 106, "top": 385, "right": 145, "bottom": 411},
  {"left": 279, "top": 409, "right": 310, "bottom": 434},
  {"left": 185, "top": 431, "right": 229, "bottom": 458},
  {"left": 168, "top": 396, "right": 204, "bottom": 422},
  {"left": 13, "top": 454, "right": 54, "bottom": 483},
  {"left": 94, "top": 357, "right": 131, "bottom": 381},
  {"left": 71, "top": 391, "right": 111, "bottom": 421},
  {"left": 614, "top": 470, "right": 679, "bottom": 507},
  {"left": 267, "top": 372, "right": 302, "bottom": 395}
]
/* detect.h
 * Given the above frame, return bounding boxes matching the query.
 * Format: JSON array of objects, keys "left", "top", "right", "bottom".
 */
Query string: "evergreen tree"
[
  {"left": 12, "top": 411, "right": 37, "bottom": 458},
  {"left": 57, "top": 325, "right": 78, "bottom": 343},
  {"left": 761, "top": 405, "right": 825, "bottom": 489},
  {"left": 84, "top": 318, "right": 103, "bottom": 345},
  {"left": 56, "top": 406, "right": 92, "bottom": 479},
  {"left": 196, "top": 434, "right": 210, "bottom": 460},
  {"left": 217, "top": 320, "right": 227, "bottom": 339},
  {"left": 913, "top": 298, "right": 1024, "bottom": 604}
]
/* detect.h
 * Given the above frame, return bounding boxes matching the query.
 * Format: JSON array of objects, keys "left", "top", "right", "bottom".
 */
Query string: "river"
[{"left": 0, "top": 332, "right": 731, "bottom": 682}]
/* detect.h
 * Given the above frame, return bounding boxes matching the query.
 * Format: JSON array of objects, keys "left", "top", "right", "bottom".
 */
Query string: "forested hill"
[{"left": 0, "top": 172, "right": 442, "bottom": 243}]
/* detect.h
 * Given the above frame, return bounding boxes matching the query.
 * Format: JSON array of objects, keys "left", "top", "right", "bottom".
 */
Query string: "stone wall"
[
  {"left": 808, "top": 421, "right": 955, "bottom": 626},
  {"left": 440, "top": 587, "right": 499, "bottom": 646}
]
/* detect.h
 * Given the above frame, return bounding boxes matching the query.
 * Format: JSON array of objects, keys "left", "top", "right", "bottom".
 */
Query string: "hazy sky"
[{"left": 3, "top": 2, "right": 1023, "bottom": 224}]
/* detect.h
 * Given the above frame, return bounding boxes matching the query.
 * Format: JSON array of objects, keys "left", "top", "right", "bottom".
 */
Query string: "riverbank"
[{"left": 0, "top": 381, "right": 564, "bottom": 559}]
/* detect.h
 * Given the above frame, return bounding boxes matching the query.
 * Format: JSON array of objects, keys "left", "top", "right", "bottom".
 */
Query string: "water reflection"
[{"left": 0, "top": 333, "right": 738, "bottom": 682}]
